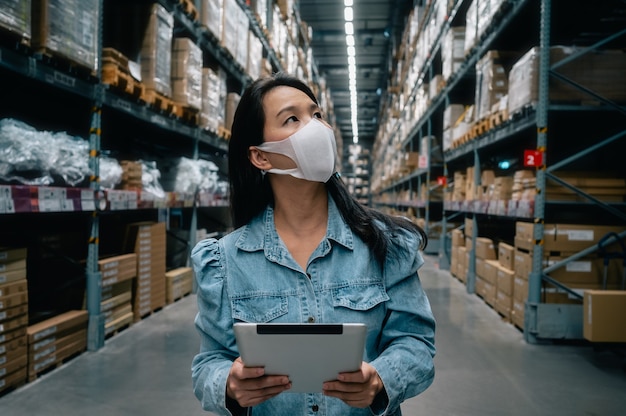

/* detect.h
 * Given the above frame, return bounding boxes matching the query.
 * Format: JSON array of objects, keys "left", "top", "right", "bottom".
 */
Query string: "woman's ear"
[{"left": 248, "top": 146, "right": 272, "bottom": 170}]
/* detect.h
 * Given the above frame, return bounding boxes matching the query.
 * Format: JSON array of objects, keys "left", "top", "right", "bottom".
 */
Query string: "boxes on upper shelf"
[{"left": 31, "top": 0, "right": 100, "bottom": 72}]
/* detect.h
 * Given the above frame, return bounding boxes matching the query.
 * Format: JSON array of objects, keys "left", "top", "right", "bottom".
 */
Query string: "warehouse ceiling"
[{"left": 298, "top": 0, "right": 412, "bottom": 154}]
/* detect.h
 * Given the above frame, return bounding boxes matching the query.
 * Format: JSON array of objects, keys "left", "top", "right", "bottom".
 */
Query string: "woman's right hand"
[{"left": 226, "top": 357, "right": 291, "bottom": 407}]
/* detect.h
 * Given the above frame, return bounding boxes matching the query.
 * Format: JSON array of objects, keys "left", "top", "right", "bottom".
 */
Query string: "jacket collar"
[{"left": 234, "top": 194, "right": 354, "bottom": 252}]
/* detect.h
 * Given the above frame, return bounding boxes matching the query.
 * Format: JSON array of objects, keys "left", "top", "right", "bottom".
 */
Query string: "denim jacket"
[{"left": 191, "top": 196, "right": 436, "bottom": 416}]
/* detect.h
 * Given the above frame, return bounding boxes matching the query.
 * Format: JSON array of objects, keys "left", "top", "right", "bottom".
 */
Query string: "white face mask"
[{"left": 255, "top": 118, "right": 337, "bottom": 183}]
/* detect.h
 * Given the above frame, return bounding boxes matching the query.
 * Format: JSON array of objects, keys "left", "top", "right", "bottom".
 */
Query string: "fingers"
[
  {"left": 227, "top": 358, "right": 291, "bottom": 407},
  {"left": 322, "top": 362, "right": 383, "bottom": 408}
]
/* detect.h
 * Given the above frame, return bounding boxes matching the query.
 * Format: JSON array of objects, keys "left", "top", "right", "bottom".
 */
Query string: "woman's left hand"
[{"left": 322, "top": 362, "right": 384, "bottom": 408}]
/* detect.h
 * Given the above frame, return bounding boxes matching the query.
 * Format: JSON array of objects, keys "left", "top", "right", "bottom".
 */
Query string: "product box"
[
  {"left": 514, "top": 222, "right": 625, "bottom": 252},
  {"left": 513, "top": 275, "right": 528, "bottom": 302},
  {"left": 31, "top": 0, "right": 100, "bottom": 71},
  {"left": 0, "top": 280, "right": 27, "bottom": 298},
  {"left": 475, "top": 237, "right": 497, "bottom": 260},
  {"left": 496, "top": 265, "right": 515, "bottom": 296},
  {"left": 508, "top": 46, "right": 626, "bottom": 115},
  {"left": 583, "top": 290, "right": 626, "bottom": 342},
  {"left": 199, "top": 0, "right": 223, "bottom": 40},
  {"left": 171, "top": 37, "right": 203, "bottom": 110},
  {"left": 497, "top": 242, "right": 515, "bottom": 270},
  {"left": 99, "top": 253, "right": 138, "bottom": 287},
  {"left": 495, "top": 290, "right": 512, "bottom": 320},
  {"left": 166, "top": 267, "right": 193, "bottom": 304},
  {"left": 26, "top": 310, "right": 87, "bottom": 344},
  {"left": 481, "top": 260, "right": 499, "bottom": 285},
  {"left": 0, "top": 247, "right": 27, "bottom": 263}
]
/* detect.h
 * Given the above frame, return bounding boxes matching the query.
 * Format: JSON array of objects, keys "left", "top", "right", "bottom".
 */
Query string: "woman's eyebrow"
[{"left": 275, "top": 103, "right": 319, "bottom": 118}]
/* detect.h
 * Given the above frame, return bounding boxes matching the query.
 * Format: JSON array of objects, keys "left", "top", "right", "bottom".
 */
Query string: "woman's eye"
[
  {"left": 314, "top": 112, "right": 323, "bottom": 119},
  {"left": 285, "top": 115, "right": 298, "bottom": 124}
]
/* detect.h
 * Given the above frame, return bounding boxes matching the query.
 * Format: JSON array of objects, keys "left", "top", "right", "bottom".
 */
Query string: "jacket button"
[
  {"left": 308, "top": 316, "right": 315, "bottom": 323},
  {"left": 312, "top": 404, "right": 319, "bottom": 412}
]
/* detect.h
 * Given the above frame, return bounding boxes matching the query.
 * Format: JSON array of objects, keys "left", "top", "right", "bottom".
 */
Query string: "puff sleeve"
[{"left": 190, "top": 238, "right": 239, "bottom": 415}]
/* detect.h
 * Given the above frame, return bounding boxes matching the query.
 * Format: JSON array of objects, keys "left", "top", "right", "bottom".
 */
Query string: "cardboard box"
[
  {"left": 0, "top": 247, "right": 27, "bottom": 263},
  {"left": 496, "top": 265, "right": 515, "bottom": 296},
  {"left": 475, "top": 237, "right": 497, "bottom": 260},
  {"left": 583, "top": 290, "right": 626, "bottom": 342},
  {"left": 0, "top": 280, "right": 27, "bottom": 298},
  {"left": 26, "top": 310, "right": 88, "bottom": 344},
  {"left": 498, "top": 242, "right": 515, "bottom": 270}
]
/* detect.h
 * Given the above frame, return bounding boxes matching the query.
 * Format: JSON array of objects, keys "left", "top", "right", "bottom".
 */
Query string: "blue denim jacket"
[{"left": 191, "top": 197, "right": 435, "bottom": 415}]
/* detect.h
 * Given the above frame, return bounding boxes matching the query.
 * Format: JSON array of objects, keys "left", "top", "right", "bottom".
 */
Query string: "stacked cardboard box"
[
  {"left": 119, "top": 160, "right": 142, "bottom": 191},
  {"left": 583, "top": 290, "right": 626, "bottom": 343},
  {"left": 442, "top": 26, "right": 465, "bottom": 81},
  {"left": 31, "top": 0, "right": 100, "bottom": 71},
  {"left": 26, "top": 310, "right": 87, "bottom": 381},
  {"left": 546, "top": 172, "right": 626, "bottom": 203},
  {"left": 511, "top": 222, "right": 626, "bottom": 328},
  {"left": 474, "top": 51, "right": 515, "bottom": 121},
  {"left": 0, "top": 247, "right": 28, "bottom": 395},
  {"left": 98, "top": 254, "right": 137, "bottom": 337},
  {"left": 508, "top": 46, "right": 626, "bottom": 116},
  {"left": 494, "top": 242, "right": 515, "bottom": 320},
  {"left": 199, "top": 0, "right": 223, "bottom": 40},
  {"left": 124, "top": 222, "right": 166, "bottom": 321},
  {"left": 165, "top": 267, "right": 193, "bottom": 304},
  {"left": 171, "top": 38, "right": 202, "bottom": 110},
  {"left": 141, "top": 3, "right": 174, "bottom": 97},
  {"left": 474, "top": 237, "right": 498, "bottom": 306},
  {"left": 450, "top": 226, "right": 468, "bottom": 283},
  {"left": 200, "top": 66, "right": 227, "bottom": 132}
]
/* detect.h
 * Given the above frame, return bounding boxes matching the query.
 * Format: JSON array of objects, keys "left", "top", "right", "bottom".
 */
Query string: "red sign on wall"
[{"left": 523, "top": 150, "right": 543, "bottom": 167}]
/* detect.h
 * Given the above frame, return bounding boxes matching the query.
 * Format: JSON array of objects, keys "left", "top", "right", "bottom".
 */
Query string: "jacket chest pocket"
[
  {"left": 231, "top": 294, "right": 289, "bottom": 323},
  {"left": 332, "top": 282, "right": 389, "bottom": 311}
]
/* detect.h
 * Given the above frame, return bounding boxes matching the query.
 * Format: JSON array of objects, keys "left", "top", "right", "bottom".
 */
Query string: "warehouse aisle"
[{"left": 1, "top": 255, "right": 625, "bottom": 415}]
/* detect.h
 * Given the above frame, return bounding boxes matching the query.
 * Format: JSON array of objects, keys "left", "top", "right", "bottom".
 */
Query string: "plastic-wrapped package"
[
  {"left": 158, "top": 157, "right": 221, "bottom": 194},
  {"left": 0, "top": 118, "right": 92, "bottom": 186},
  {"left": 99, "top": 156, "right": 123, "bottom": 189},
  {"left": 140, "top": 160, "right": 165, "bottom": 199}
]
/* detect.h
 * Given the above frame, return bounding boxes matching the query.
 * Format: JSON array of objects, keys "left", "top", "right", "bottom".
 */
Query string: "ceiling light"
[
  {"left": 345, "top": 22, "right": 354, "bottom": 35},
  {"left": 344, "top": 7, "right": 353, "bottom": 22},
  {"left": 344, "top": 3, "right": 358, "bottom": 143}
]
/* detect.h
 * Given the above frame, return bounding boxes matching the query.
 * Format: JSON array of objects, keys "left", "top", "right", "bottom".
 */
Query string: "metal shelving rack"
[
  {"left": 373, "top": 0, "right": 626, "bottom": 343},
  {"left": 0, "top": 0, "right": 283, "bottom": 350}
]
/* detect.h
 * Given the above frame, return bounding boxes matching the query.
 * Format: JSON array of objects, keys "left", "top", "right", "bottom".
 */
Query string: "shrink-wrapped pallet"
[{"left": 31, "top": 0, "right": 99, "bottom": 72}]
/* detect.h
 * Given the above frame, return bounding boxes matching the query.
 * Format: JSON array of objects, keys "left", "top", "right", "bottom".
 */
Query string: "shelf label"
[{"left": 523, "top": 149, "right": 543, "bottom": 167}]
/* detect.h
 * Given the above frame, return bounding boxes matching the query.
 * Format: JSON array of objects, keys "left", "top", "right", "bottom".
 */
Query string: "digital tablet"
[{"left": 233, "top": 322, "right": 367, "bottom": 393}]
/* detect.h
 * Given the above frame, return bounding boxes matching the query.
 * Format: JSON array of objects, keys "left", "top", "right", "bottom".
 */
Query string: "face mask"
[{"left": 255, "top": 118, "right": 337, "bottom": 183}]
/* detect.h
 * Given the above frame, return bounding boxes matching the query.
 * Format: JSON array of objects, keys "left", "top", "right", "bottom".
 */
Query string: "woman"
[{"left": 191, "top": 72, "right": 435, "bottom": 415}]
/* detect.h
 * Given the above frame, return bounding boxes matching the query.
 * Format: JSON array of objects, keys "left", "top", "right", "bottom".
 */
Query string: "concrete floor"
[{"left": 1, "top": 255, "right": 625, "bottom": 415}]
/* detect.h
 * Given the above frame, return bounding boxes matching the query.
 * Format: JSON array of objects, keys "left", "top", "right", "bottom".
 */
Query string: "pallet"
[
  {"left": 142, "top": 90, "right": 178, "bottom": 115},
  {"left": 218, "top": 126, "right": 232, "bottom": 141},
  {"left": 172, "top": 104, "right": 200, "bottom": 125},
  {"left": 33, "top": 47, "right": 97, "bottom": 80},
  {"left": 488, "top": 109, "right": 509, "bottom": 129},
  {"left": 102, "top": 64, "right": 145, "bottom": 99},
  {"left": 178, "top": 0, "right": 199, "bottom": 20}
]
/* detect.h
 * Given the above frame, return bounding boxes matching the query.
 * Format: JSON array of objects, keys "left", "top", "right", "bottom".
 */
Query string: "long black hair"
[{"left": 228, "top": 72, "right": 427, "bottom": 265}]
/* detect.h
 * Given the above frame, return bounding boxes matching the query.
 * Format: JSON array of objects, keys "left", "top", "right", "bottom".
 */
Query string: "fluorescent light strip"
[{"left": 344, "top": 2, "right": 358, "bottom": 143}]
